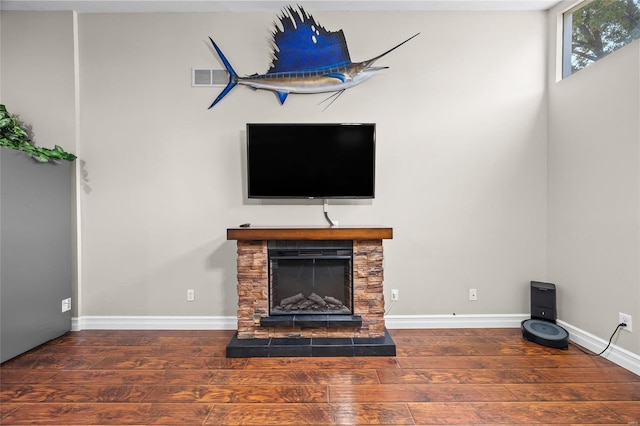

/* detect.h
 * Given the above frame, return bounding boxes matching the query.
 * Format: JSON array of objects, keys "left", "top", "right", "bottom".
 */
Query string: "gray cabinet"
[{"left": 1, "top": 148, "right": 73, "bottom": 363}]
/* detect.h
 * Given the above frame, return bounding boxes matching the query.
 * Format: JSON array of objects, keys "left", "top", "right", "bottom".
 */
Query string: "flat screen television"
[{"left": 246, "top": 123, "right": 376, "bottom": 199}]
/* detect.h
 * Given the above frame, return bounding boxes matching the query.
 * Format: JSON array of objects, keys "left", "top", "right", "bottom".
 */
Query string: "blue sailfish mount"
[{"left": 208, "top": 5, "right": 419, "bottom": 108}]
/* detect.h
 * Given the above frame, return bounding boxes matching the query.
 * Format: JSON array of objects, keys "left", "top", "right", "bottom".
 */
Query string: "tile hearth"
[{"left": 226, "top": 328, "right": 396, "bottom": 357}]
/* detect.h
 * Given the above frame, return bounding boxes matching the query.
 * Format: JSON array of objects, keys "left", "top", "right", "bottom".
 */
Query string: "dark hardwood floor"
[{"left": 1, "top": 328, "right": 639, "bottom": 425}]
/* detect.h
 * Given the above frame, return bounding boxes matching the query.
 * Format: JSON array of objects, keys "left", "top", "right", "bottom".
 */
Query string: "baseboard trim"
[
  {"left": 384, "top": 314, "right": 529, "bottom": 329},
  {"left": 71, "top": 314, "right": 640, "bottom": 375},
  {"left": 72, "top": 314, "right": 528, "bottom": 331},
  {"left": 72, "top": 316, "right": 236, "bottom": 331}
]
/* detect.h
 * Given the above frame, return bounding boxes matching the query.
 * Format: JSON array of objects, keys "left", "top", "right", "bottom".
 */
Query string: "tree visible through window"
[{"left": 564, "top": 0, "right": 640, "bottom": 77}]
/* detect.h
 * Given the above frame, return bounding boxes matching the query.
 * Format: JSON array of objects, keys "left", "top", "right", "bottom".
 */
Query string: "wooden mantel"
[{"left": 227, "top": 226, "right": 393, "bottom": 241}]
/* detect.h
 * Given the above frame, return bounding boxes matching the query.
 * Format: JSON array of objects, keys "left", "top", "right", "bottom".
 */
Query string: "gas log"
[
  {"left": 280, "top": 293, "right": 305, "bottom": 307},
  {"left": 324, "top": 296, "right": 343, "bottom": 306},
  {"left": 274, "top": 293, "right": 348, "bottom": 313},
  {"left": 308, "top": 293, "right": 327, "bottom": 306}
]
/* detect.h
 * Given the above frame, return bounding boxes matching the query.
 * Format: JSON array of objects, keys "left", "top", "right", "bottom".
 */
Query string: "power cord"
[
  {"left": 323, "top": 199, "right": 335, "bottom": 227},
  {"left": 596, "top": 322, "right": 627, "bottom": 356},
  {"left": 323, "top": 210, "right": 334, "bottom": 226},
  {"left": 385, "top": 299, "right": 395, "bottom": 315},
  {"left": 574, "top": 322, "right": 627, "bottom": 356}
]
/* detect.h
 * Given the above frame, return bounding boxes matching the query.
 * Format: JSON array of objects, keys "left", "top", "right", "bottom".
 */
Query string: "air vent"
[{"left": 192, "top": 68, "right": 228, "bottom": 86}]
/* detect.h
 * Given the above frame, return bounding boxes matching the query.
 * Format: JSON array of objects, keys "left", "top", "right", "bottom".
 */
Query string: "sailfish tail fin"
[{"left": 208, "top": 37, "right": 239, "bottom": 108}]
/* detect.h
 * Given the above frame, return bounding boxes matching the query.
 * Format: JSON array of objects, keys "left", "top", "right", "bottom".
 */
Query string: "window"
[{"left": 563, "top": 0, "right": 640, "bottom": 78}]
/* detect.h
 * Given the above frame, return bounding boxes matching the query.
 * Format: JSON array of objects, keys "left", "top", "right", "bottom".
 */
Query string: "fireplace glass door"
[{"left": 268, "top": 241, "right": 353, "bottom": 315}]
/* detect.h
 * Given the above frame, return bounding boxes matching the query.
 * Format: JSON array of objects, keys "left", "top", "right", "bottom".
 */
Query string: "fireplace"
[
  {"left": 226, "top": 226, "right": 395, "bottom": 357},
  {"left": 268, "top": 240, "right": 352, "bottom": 316}
]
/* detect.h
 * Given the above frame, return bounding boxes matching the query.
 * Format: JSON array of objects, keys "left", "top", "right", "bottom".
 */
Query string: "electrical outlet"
[
  {"left": 391, "top": 289, "right": 399, "bottom": 301},
  {"left": 61, "top": 298, "right": 71, "bottom": 313},
  {"left": 469, "top": 288, "right": 477, "bottom": 301},
  {"left": 619, "top": 312, "right": 632, "bottom": 332},
  {"left": 187, "top": 289, "right": 195, "bottom": 302}
]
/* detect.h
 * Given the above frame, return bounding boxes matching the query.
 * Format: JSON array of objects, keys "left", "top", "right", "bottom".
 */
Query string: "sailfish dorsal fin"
[{"left": 268, "top": 5, "right": 351, "bottom": 74}]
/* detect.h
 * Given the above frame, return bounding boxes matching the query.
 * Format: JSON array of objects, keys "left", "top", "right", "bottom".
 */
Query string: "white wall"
[
  {"left": 0, "top": 11, "right": 76, "bottom": 153},
  {"left": 2, "top": 10, "right": 548, "bottom": 321},
  {"left": 547, "top": 4, "right": 640, "bottom": 354}
]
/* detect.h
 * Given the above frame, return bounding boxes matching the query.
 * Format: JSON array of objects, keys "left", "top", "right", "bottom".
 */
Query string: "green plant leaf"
[
  {"left": 0, "top": 104, "right": 76, "bottom": 163},
  {"left": 32, "top": 153, "right": 49, "bottom": 162}
]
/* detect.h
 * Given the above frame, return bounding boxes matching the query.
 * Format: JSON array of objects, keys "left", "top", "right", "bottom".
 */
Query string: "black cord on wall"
[
  {"left": 596, "top": 323, "right": 627, "bottom": 356},
  {"left": 574, "top": 322, "right": 627, "bottom": 356}
]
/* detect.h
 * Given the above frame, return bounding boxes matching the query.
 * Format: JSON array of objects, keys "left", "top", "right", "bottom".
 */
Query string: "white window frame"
[{"left": 562, "top": 0, "right": 640, "bottom": 78}]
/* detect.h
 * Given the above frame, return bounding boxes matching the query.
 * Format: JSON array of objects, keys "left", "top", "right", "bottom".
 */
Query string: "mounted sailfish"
[{"left": 208, "top": 5, "right": 419, "bottom": 109}]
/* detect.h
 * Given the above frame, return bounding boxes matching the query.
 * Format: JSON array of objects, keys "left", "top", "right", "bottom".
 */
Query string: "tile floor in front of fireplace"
[
  {"left": 1, "top": 328, "right": 640, "bottom": 425},
  {"left": 225, "top": 326, "right": 396, "bottom": 357}
]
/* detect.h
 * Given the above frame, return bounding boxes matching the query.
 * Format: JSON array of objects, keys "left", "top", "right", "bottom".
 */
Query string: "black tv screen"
[{"left": 246, "top": 123, "right": 376, "bottom": 199}]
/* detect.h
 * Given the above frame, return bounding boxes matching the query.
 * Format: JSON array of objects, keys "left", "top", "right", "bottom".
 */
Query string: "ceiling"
[{"left": 1, "top": 0, "right": 571, "bottom": 13}]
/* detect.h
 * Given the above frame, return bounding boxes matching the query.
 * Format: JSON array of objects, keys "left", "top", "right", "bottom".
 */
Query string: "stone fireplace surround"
[{"left": 226, "top": 226, "right": 395, "bottom": 357}]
